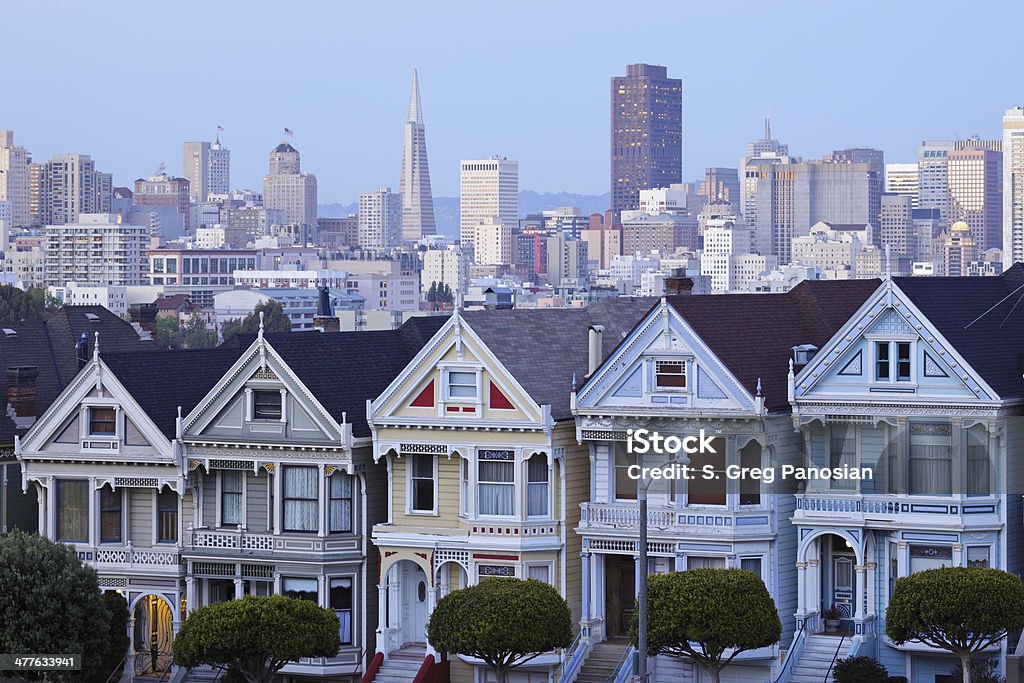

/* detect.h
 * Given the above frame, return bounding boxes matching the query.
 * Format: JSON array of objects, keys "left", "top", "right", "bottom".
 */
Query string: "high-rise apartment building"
[
  {"left": 942, "top": 221, "right": 976, "bottom": 276},
  {"left": 45, "top": 213, "right": 149, "bottom": 287},
  {"left": 823, "top": 147, "right": 884, "bottom": 228},
  {"left": 545, "top": 232, "right": 588, "bottom": 288},
  {"left": 885, "top": 163, "right": 919, "bottom": 207},
  {"left": 183, "top": 137, "right": 232, "bottom": 203},
  {"left": 134, "top": 167, "right": 191, "bottom": 231},
  {"left": 472, "top": 216, "right": 514, "bottom": 266},
  {"left": 421, "top": 246, "right": 468, "bottom": 303},
  {"left": 918, "top": 140, "right": 954, "bottom": 228},
  {"left": 358, "top": 187, "right": 403, "bottom": 248},
  {"left": 1003, "top": 107, "right": 1024, "bottom": 269},
  {"left": 27, "top": 162, "right": 44, "bottom": 227},
  {"left": 611, "top": 64, "right": 682, "bottom": 213},
  {"left": 459, "top": 156, "right": 518, "bottom": 248},
  {"left": 947, "top": 147, "right": 1002, "bottom": 251},
  {"left": 209, "top": 138, "right": 230, "bottom": 197},
  {"left": 0, "top": 131, "right": 30, "bottom": 228},
  {"left": 398, "top": 69, "right": 436, "bottom": 241},
  {"left": 41, "top": 154, "right": 112, "bottom": 225},
  {"left": 263, "top": 142, "right": 317, "bottom": 230},
  {"left": 878, "top": 193, "right": 914, "bottom": 257}
]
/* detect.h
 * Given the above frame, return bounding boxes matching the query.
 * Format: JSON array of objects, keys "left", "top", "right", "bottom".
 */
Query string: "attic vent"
[
  {"left": 85, "top": 313, "right": 100, "bottom": 321},
  {"left": 792, "top": 344, "right": 818, "bottom": 366},
  {"left": 2, "top": 328, "right": 16, "bottom": 337}
]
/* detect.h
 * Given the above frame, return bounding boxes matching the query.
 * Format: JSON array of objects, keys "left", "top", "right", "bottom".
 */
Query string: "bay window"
[
  {"left": 158, "top": 488, "right": 178, "bottom": 543},
  {"left": 829, "top": 425, "right": 857, "bottom": 490},
  {"left": 99, "top": 485, "right": 122, "bottom": 543},
  {"left": 478, "top": 451, "right": 514, "bottom": 516},
  {"left": 966, "top": 424, "right": 991, "bottom": 496},
  {"left": 57, "top": 479, "right": 88, "bottom": 542},
  {"left": 329, "top": 471, "right": 353, "bottom": 533},
  {"left": 330, "top": 578, "right": 353, "bottom": 645},
  {"left": 614, "top": 445, "right": 637, "bottom": 501},
  {"left": 282, "top": 577, "right": 318, "bottom": 601},
  {"left": 688, "top": 437, "right": 726, "bottom": 505},
  {"left": 283, "top": 466, "right": 318, "bottom": 532},
  {"left": 909, "top": 423, "right": 952, "bottom": 495},
  {"left": 220, "top": 471, "right": 243, "bottom": 527},
  {"left": 527, "top": 453, "right": 549, "bottom": 517}
]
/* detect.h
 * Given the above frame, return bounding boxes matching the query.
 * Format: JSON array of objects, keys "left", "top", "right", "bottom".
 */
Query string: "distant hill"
[{"left": 318, "top": 191, "right": 609, "bottom": 238}]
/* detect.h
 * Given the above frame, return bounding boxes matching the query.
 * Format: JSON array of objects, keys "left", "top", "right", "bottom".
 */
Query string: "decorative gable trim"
[
  {"left": 410, "top": 380, "right": 436, "bottom": 408},
  {"left": 838, "top": 351, "right": 863, "bottom": 376}
]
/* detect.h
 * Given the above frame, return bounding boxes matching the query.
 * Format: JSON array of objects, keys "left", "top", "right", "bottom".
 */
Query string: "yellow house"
[{"left": 367, "top": 301, "right": 652, "bottom": 683}]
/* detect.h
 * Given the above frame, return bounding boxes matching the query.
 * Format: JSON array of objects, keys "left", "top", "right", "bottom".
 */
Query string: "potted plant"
[{"left": 822, "top": 605, "right": 842, "bottom": 633}]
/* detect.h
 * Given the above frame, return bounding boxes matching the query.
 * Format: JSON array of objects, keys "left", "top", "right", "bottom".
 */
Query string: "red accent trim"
[
  {"left": 472, "top": 553, "right": 519, "bottom": 560},
  {"left": 461, "top": 406, "right": 475, "bottom": 413},
  {"left": 410, "top": 379, "right": 436, "bottom": 408},
  {"left": 445, "top": 406, "right": 460, "bottom": 412},
  {"left": 489, "top": 381, "right": 515, "bottom": 410},
  {"left": 361, "top": 652, "right": 384, "bottom": 683},
  {"left": 411, "top": 653, "right": 450, "bottom": 683}
]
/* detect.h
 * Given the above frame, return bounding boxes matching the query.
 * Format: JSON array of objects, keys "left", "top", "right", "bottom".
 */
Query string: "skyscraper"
[
  {"left": 1004, "top": 106, "right": 1024, "bottom": 269},
  {"left": 459, "top": 156, "right": 518, "bottom": 249},
  {"left": 209, "top": 136, "right": 230, "bottom": 197},
  {"left": 699, "top": 168, "right": 741, "bottom": 207},
  {"left": 0, "top": 131, "right": 30, "bottom": 228},
  {"left": 610, "top": 64, "right": 682, "bottom": 213},
  {"left": 263, "top": 140, "right": 317, "bottom": 231},
  {"left": 885, "top": 163, "right": 919, "bottom": 207},
  {"left": 947, "top": 147, "right": 1002, "bottom": 252},
  {"left": 358, "top": 187, "right": 402, "bottom": 248},
  {"left": 740, "top": 118, "right": 792, "bottom": 241},
  {"left": 41, "top": 154, "right": 112, "bottom": 225},
  {"left": 918, "top": 140, "right": 954, "bottom": 228},
  {"left": 398, "top": 69, "right": 436, "bottom": 241},
  {"left": 182, "top": 141, "right": 210, "bottom": 203}
]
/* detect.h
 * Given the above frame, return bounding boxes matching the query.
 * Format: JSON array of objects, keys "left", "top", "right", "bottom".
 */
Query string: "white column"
[
  {"left": 634, "top": 554, "right": 642, "bottom": 595},
  {"left": 36, "top": 482, "right": 46, "bottom": 537},
  {"left": 46, "top": 479, "right": 56, "bottom": 538},
  {"left": 88, "top": 478, "right": 97, "bottom": 546},
  {"left": 317, "top": 464, "right": 327, "bottom": 538},
  {"left": 795, "top": 561, "right": 807, "bottom": 616},
  {"left": 186, "top": 576, "right": 196, "bottom": 615},
  {"left": 580, "top": 552, "right": 592, "bottom": 624},
  {"left": 273, "top": 464, "right": 282, "bottom": 535},
  {"left": 807, "top": 557, "right": 820, "bottom": 615},
  {"left": 674, "top": 553, "right": 685, "bottom": 573},
  {"left": 854, "top": 565, "right": 866, "bottom": 620},
  {"left": 952, "top": 543, "right": 963, "bottom": 567},
  {"left": 377, "top": 583, "right": 389, "bottom": 655},
  {"left": 865, "top": 563, "right": 877, "bottom": 618},
  {"left": 425, "top": 585, "right": 439, "bottom": 657}
]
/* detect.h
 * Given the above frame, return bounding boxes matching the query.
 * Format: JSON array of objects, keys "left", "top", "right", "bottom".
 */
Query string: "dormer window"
[
  {"left": 446, "top": 371, "right": 478, "bottom": 400},
  {"left": 89, "top": 407, "right": 117, "bottom": 435},
  {"left": 253, "top": 390, "right": 282, "bottom": 420},
  {"left": 875, "top": 341, "right": 912, "bottom": 382},
  {"left": 654, "top": 360, "right": 686, "bottom": 389}
]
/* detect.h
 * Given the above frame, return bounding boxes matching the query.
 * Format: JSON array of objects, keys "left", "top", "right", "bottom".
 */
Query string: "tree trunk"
[
  {"left": 495, "top": 666, "right": 508, "bottom": 683},
  {"left": 708, "top": 665, "right": 721, "bottom": 683},
  {"left": 959, "top": 652, "right": 972, "bottom": 683}
]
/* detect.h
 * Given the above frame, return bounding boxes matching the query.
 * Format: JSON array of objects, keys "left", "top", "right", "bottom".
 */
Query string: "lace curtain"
[
  {"left": 284, "top": 466, "right": 318, "bottom": 531},
  {"left": 478, "top": 461, "right": 514, "bottom": 516}
]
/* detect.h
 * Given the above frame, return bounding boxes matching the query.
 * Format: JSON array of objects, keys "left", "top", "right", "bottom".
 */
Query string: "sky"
[{"left": 4, "top": 1, "right": 1023, "bottom": 204}]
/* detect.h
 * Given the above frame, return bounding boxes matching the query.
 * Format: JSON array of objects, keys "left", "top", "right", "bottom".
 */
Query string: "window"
[
  {"left": 410, "top": 454, "right": 435, "bottom": 513},
  {"left": 283, "top": 466, "right": 318, "bottom": 532},
  {"left": 330, "top": 578, "right": 354, "bottom": 644},
  {"left": 739, "top": 442, "right": 761, "bottom": 505},
  {"left": 688, "top": 556, "right": 726, "bottom": 569},
  {"left": 526, "top": 564, "right": 552, "bottom": 585},
  {"left": 740, "top": 557, "right": 762, "bottom": 580},
  {"left": 89, "top": 407, "right": 116, "bottom": 435},
  {"left": 329, "top": 472, "right": 353, "bottom": 533},
  {"left": 460, "top": 458, "right": 470, "bottom": 516},
  {"left": 282, "top": 577, "right": 318, "bottom": 601},
  {"left": 446, "top": 371, "right": 477, "bottom": 400},
  {"left": 967, "top": 546, "right": 990, "bottom": 568},
  {"left": 158, "top": 488, "right": 178, "bottom": 542},
  {"left": 57, "top": 480, "right": 89, "bottom": 542},
  {"left": 614, "top": 445, "right": 637, "bottom": 501},
  {"left": 967, "top": 424, "right": 991, "bottom": 496},
  {"left": 253, "top": 390, "right": 282, "bottom": 420},
  {"left": 527, "top": 453, "right": 549, "bottom": 517},
  {"left": 655, "top": 360, "right": 686, "bottom": 388},
  {"left": 896, "top": 342, "right": 911, "bottom": 381},
  {"left": 909, "top": 423, "right": 952, "bottom": 495},
  {"left": 688, "top": 437, "right": 726, "bottom": 505},
  {"left": 221, "top": 471, "right": 243, "bottom": 527},
  {"left": 875, "top": 342, "right": 890, "bottom": 381},
  {"left": 829, "top": 425, "right": 857, "bottom": 490},
  {"left": 909, "top": 544, "right": 952, "bottom": 573},
  {"left": 99, "top": 485, "right": 121, "bottom": 543},
  {"left": 478, "top": 451, "right": 514, "bottom": 516}
]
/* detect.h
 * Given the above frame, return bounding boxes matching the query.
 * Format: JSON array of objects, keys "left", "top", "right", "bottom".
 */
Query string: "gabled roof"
[
  {"left": 666, "top": 279, "right": 881, "bottom": 411},
  {"left": 0, "top": 306, "right": 156, "bottom": 444},
  {"left": 461, "top": 297, "right": 656, "bottom": 420},
  {"left": 894, "top": 264, "right": 1024, "bottom": 399},
  {"left": 239, "top": 316, "right": 448, "bottom": 437}
]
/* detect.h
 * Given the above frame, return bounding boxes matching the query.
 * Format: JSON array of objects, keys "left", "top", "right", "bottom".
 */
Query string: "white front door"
[
  {"left": 400, "top": 562, "right": 429, "bottom": 646},
  {"left": 832, "top": 554, "right": 855, "bottom": 619}
]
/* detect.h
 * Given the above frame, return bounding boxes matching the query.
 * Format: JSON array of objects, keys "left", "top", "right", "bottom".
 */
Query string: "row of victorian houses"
[{"left": 4, "top": 266, "right": 1024, "bottom": 683}]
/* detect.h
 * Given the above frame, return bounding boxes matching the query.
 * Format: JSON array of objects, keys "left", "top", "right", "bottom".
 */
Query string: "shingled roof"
[
  {"left": 666, "top": 279, "right": 881, "bottom": 411},
  {"left": 461, "top": 297, "right": 657, "bottom": 421},
  {"left": 0, "top": 306, "right": 156, "bottom": 444},
  {"left": 894, "top": 263, "right": 1024, "bottom": 400}
]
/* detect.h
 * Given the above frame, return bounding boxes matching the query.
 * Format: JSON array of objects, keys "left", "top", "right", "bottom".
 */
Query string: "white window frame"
[
  {"left": 652, "top": 358, "right": 688, "bottom": 392},
  {"left": 525, "top": 562, "right": 555, "bottom": 586},
  {"left": 98, "top": 484, "right": 125, "bottom": 545},
  {"left": 525, "top": 453, "right": 551, "bottom": 519},
  {"left": 328, "top": 574, "right": 357, "bottom": 646},
  {"left": 442, "top": 367, "right": 480, "bottom": 402},
  {"left": 739, "top": 555, "right": 765, "bottom": 582},
  {"left": 869, "top": 338, "right": 916, "bottom": 384},
  {"left": 153, "top": 487, "right": 180, "bottom": 545},
  {"left": 216, "top": 470, "right": 246, "bottom": 528},
  {"left": 477, "top": 452, "right": 516, "bottom": 519},
  {"left": 407, "top": 453, "right": 439, "bottom": 516},
  {"left": 250, "top": 387, "right": 286, "bottom": 422},
  {"left": 965, "top": 544, "right": 992, "bottom": 569}
]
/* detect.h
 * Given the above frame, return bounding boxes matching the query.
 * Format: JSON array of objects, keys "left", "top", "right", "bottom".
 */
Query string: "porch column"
[
  {"left": 897, "top": 541, "right": 908, "bottom": 576},
  {"left": 378, "top": 585, "right": 389, "bottom": 655},
  {"left": 36, "top": 482, "right": 46, "bottom": 535},
  {"left": 674, "top": 553, "right": 685, "bottom": 573},
  {"left": 185, "top": 576, "right": 196, "bottom": 615},
  {"left": 580, "top": 552, "right": 591, "bottom": 626},
  {"left": 425, "top": 586, "right": 439, "bottom": 657},
  {"left": 234, "top": 578, "right": 244, "bottom": 600},
  {"left": 795, "top": 561, "right": 807, "bottom": 616},
  {"left": 865, "top": 563, "right": 877, "bottom": 618},
  {"left": 806, "top": 557, "right": 820, "bottom": 616},
  {"left": 854, "top": 565, "right": 866, "bottom": 620},
  {"left": 952, "top": 543, "right": 963, "bottom": 567},
  {"left": 127, "top": 612, "right": 136, "bottom": 663}
]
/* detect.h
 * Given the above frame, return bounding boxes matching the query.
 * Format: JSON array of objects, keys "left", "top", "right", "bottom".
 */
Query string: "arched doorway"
[
  {"left": 435, "top": 560, "right": 468, "bottom": 601},
  {"left": 392, "top": 560, "right": 429, "bottom": 647},
  {"left": 132, "top": 594, "right": 174, "bottom": 678},
  {"left": 797, "top": 530, "right": 866, "bottom": 634}
]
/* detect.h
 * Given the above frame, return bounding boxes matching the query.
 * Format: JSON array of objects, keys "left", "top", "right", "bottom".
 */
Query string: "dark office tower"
[
  {"left": 699, "top": 167, "right": 741, "bottom": 206},
  {"left": 611, "top": 63, "right": 682, "bottom": 213}
]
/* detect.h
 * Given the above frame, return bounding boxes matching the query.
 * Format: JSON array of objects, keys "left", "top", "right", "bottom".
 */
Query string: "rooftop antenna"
[
  {"left": 884, "top": 244, "right": 891, "bottom": 279},
  {"left": 765, "top": 112, "right": 771, "bottom": 140}
]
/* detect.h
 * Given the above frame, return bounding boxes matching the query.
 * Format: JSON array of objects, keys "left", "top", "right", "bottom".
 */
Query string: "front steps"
[
  {"left": 789, "top": 634, "right": 852, "bottom": 683},
  {"left": 576, "top": 638, "right": 631, "bottom": 683},
  {"left": 374, "top": 646, "right": 428, "bottom": 683}
]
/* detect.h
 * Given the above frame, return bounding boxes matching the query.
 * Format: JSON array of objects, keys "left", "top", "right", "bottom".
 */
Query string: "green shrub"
[{"left": 833, "top": 656, "right": 888, "bottom": 683}]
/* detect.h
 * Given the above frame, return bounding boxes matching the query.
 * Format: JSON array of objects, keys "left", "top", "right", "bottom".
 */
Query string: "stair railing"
[
  {"left": 773, "top": 620, "right": 807, "bottom": 683},
  {"left": 824, "top": 633, "right": 846, "bottom": 683},
  {"left": 607, "top": 644, "right": 637, "bottom": 683},
  {"left": 556, "top": 632, "right": 586, "bottom": 683}
]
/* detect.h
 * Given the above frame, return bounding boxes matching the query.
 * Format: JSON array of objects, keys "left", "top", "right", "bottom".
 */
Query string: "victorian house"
[
  {"left": 366, "top": 300, "right": 652, "bottom": 683},
  {"left": 786, "top": 267, "right": 1024, "bottom": 683},
  {"left": 571, "top": 281, "right": 878, "bottom": 683}
]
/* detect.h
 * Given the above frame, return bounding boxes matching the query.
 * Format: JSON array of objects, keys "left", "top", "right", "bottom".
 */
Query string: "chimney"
[
  {"left": 588, "top": 324, "right": 605, "bottom": 375},
  {"left": 313, "top": 286, "right": 340, "bottom": 333},
  {"left": 791, "top": 344, "right": 818, "bottom": 369},
  {"left": 6, "top": 366, "right": 39, "bottom": 428},
  {"left": 664, "top": 268, "right": 694, "bottom": 296}
]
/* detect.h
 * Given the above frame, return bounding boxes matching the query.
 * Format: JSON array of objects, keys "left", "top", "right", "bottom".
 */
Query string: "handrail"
[
  {"left": 157, "top": 656, "right": 175, "bottom": 682},
  {"left": 352, "top": 648, "right": 366, "bottom": 678},
  {"left": 608, "top": 644, "right": 636, "bottom": 683},
  {"left": 824, "top": 633, "right": 846, "bottom": 683},
  {"left": 361, "top": 652, "right": 384, "bottom": 683},
  {"left": 556, "top": 632, "right": 586, "bottom": 683},
  {"left": 102, "top": 654, "right": 127, "bottom": 683},
  {"left": 773, "top": 620, "right": 807, "bottom": 683}
]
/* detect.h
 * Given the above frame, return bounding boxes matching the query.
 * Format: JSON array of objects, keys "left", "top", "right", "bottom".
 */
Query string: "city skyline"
[{"left": 4, "top": 1, "right": 1023, "bottom": 204}]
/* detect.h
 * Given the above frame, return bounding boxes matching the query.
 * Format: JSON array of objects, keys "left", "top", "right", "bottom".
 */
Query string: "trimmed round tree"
[
  {"left": 633, "top": 568, "right": 781, "bottom": 683},
  {"left": 0, "top": 530, "right": 111, "bottom": 681},
  {"left": 173, "top": 595, "right": 341, "bottom": 683},
  {"left": 427, "top": 578, "right": 573, "bottom": 683},
  {"left": 886, "top": 567, "right": 1024, "bottom": 683}
]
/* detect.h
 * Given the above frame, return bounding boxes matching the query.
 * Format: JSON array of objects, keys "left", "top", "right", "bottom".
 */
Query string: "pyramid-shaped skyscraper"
[{"left": 398, "top": 69, "right": 436, "bottom": 240}]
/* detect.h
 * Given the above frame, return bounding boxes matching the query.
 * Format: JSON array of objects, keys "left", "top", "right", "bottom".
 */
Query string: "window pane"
[
  {"left": 875, "top": 342, "right": 890, "bottom": 381},
  {"left": 329, "top": 472, "right": 352, "bottom": 533},
  {"left": 967, "top": 425, "right": 991, "bottom": 496},
  {"left": 688, "top": 556, "right": 726, "bottom": 569},
  {"left": 253, "top": 391, "right": 282, "bottom": 420},
  {"left": 829, "top": 425, "right": 857, "bottom": 491},
  {"left": 283, "top": 466, "right": 318, "bottom": 531},
  {"left": 90, "top": 407, "right": 116, "bottom": 434},
  {"left": 740, "top": 557, "right": 762, "bottom": 579},
  {"left": 478, "top": 461, "right": 514, "bottom": 516},
  {"left": 100, "top": 486, "right": 121, "bottom": 543},
  {"left": 614, "top": 445, "right": 637, "bottom": 500},
  {"left": 282, "top": 577, "right": 317, "bottom": 601},
  {"left": 448, "top": 371, "right": 477, "bottom": 398},
  {"left": 527, "top": 565, "right": 551, "bottom": 584},
  {"left": 57, "top": 480, "right": 89, "bottom": 542},
  {"left": 739, "top": 442, "right": 762, "bottom": 504},
  {"left": 412, "top": 453, "right": 433, "bottom": 478},
  {"left": 330, "top": 578, "right": 353, "bottom": 644},
  {"left": 896, "top": 342, "right": 911, "bottom": 381},
  {"left": 411, "top": 454, "right": 435, "bottom": 512},
  {"left": 655, "top": 360, "right": 686, "bottom": 388},
  {"left": 158, "top": 489, "right": 178, "bottom": 542},
  {"left": 221, "top": 471, "right": 243, "bottom": 526},
  {"left": 967, "top": 546, "right": 990, "bottom": 568},
  {"left": 688, "top": 437, "right": 726, "bottom": 505},
  {"left": 909, "top": 423, "right": 951, "bottom": 495}
]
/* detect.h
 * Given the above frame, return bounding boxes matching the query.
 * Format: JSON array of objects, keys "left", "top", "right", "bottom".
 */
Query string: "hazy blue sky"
[{"left": 5, "top": 1, "right": 1022, "bottom": 203}]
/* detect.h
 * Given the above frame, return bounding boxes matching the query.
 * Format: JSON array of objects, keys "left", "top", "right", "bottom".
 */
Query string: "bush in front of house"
[{"left": 833, "top": 655, "right": 888, "bottom": 683}]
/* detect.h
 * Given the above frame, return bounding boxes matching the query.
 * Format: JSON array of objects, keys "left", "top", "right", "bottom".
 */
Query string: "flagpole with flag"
[{"left": 283, "top": 127, "right": 294, "bottom": 139}]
